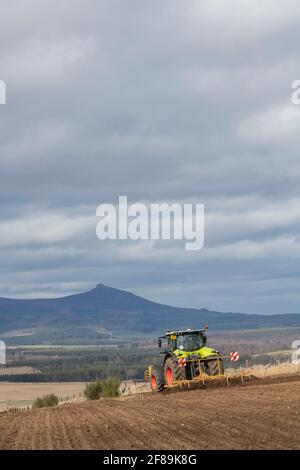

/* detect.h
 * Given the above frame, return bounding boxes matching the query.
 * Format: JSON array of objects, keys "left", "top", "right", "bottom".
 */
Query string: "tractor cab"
[{"left": 158, "top": 328, "right": 208, "bottom": 357}]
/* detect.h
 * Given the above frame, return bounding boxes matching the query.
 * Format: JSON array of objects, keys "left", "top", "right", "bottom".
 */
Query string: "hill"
[{"left": 0, "top": 284, "right": 300, "bottom": 341}]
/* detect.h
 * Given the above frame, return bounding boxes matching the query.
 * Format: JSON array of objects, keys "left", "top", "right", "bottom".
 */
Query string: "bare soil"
[{"left": 0, "top": 374, "right": 299, "bottom": 450}]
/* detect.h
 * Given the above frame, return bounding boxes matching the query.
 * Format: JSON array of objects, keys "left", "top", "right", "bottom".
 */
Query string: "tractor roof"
[{"left": 163, "top": 328, "right": 207, "bottom": 337}]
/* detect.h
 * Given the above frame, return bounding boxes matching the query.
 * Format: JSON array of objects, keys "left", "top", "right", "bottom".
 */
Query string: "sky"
[{"left": 0, "top": 0, "right": 300, "bottom": 314}]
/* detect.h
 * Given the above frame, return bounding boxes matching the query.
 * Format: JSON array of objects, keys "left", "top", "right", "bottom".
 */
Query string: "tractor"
[{"left": 147, "top": 327, "right": 224, "bottom": 392}]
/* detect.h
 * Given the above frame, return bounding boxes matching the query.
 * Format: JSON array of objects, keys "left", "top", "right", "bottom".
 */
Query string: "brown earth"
[{"left": 0, "top": 375, "right": 299, "bottom": 450}]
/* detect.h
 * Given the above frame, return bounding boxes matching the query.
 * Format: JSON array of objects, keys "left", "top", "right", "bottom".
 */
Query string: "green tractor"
[{"left": 148, "top": 327, "right": 224, "bottom": 392}]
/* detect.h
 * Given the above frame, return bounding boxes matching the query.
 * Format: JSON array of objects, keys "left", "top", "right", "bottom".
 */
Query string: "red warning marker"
[
  {"left": 230, "top": 351, "right": 240, "bottom": 362},
  {"left": 178, "top": 357, "right": 187, "bottom": 367}
]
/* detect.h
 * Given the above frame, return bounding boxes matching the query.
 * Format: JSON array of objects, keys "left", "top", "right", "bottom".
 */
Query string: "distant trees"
[{"left": 2, "top": 347, "right": 153, "bottom": 382}]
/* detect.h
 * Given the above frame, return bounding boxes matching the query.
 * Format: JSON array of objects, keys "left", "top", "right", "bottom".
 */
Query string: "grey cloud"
[{"left": 0, "top": 1, "right": 300, "bottom": 313}]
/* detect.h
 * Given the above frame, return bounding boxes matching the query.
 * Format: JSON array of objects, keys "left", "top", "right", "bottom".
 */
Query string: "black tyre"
[
  {"left": 205, "top": 356, "right": 224, "bottom": 376},
  {"left": 164, "top": 356, "right": 186, "bottom": 385},
  {"left": 150, "top": 365, "right": 164, "bottom": 393}
]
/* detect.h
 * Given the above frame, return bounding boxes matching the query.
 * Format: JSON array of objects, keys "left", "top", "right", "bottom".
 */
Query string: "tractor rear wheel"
[
  {"left": 150, "top": 366, "right": 164, "bottom": 393},
  {"left": 164, "top": 357, "right": 186, "bottom": 385},
  {"left": 206, "top": 357, "right": 224, "bottom": 376}
]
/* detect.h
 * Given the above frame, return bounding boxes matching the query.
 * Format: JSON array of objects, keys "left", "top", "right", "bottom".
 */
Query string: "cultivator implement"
[
  {"left": 145, "top": 327, "right": 252, "bottom": 393},
  {"left": 146, "top": 356, "right": 251, "bottom": 392}
]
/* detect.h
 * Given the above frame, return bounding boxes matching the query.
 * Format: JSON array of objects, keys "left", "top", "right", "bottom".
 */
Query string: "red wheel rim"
[
  {"left": 166, "top": 367, "right": 173, "bottom": 385},
  {"left": 151, "top": 375, "right": 157, "bottom": 389}
]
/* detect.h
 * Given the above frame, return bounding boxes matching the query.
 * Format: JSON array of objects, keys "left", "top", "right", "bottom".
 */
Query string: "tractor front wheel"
[{"left": 164, "top": 357, "right": 186, "bottom": 385}]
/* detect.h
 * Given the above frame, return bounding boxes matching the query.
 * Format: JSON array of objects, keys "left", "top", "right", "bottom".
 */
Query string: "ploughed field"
[{"left": 0, "top": 375, "right": 299, "bottom": 450}]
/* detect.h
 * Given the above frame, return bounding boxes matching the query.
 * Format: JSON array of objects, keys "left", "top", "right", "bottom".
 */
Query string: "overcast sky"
[{"left": 1, "top": 0, "right": 300, "bottom": 314}]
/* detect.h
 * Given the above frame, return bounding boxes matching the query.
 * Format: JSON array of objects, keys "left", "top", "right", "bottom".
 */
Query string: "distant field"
[
  {"left": 7, "top": 344, "right": 118, "bottom": 350},
  {"left": 0, "top": 367, "right": 39, "bottom": 376},
  {"left": 249, "top": 362, "right": 300, "bottom": 378},
  {"left": 0, "top": 382, "right": 85, "bottom": 412},
  {"left": 252, "top": 349, "right": 292, "bottom": 358}
]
